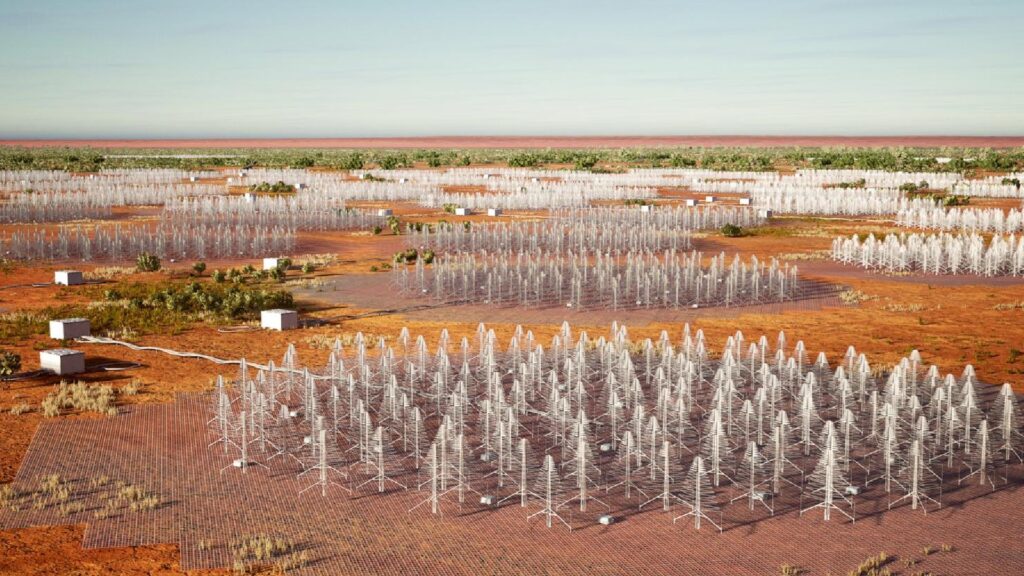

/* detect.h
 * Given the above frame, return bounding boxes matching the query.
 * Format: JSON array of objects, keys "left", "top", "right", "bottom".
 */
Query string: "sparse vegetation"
[
  {"left": 882, "top": 302, "right": 926, "bottom": 312},
  {"left": 87, "top": 266, "right": 135, "bottom": 280},
  {"left": 848, "top": 552, "right": 892, "bottom": 576},
  {"left": 94, "top": 480, "right": 161, "bottom": 518},
  {"left": 835, "top": 178, "right": 867, "bottom": 189},
  {"left": 247, "top": 181, "right": 295, "bottom": 193},
  {"left": 3, "top": 146, "right": 1024, "bottom": 172},
  {"left": 136, "top": 252, "right": 161, "bottom": 272},
  {"left": 394, "top": 248, "right": 419, "bottom": 264},
  {"left": 42, "top": 380, "right": 118, "bottom": 417},
  {"left": 720, "top": 223, "right": 745, "bottom": 237},
  {"left": 229, "top": 534, "right": 308, "bottom": 574},
  {"left": 0, "top": 349, "right": 22, "bottom": 376},
  {"left": 839, "top": 289, "right": 877, "bottom": 304}
]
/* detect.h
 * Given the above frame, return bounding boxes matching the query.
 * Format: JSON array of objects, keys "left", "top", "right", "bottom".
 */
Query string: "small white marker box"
[
  {"left": 454, "top": 207, "right": 472, "bottom": 216},
  {"left": 486, "top": 208, "right": 502, "bottom": 216},
  {"left": 758, "top": 209, "right": 774, "bottom": 218},
  {"left": 704, "top": 195, "right": 717, "bottom": 203},
  {"left": 49, "top": 318, "right": 90, "bottom": 340},
  {"left": 639, "top": 204, "right": 653, "bottom": 213},
  {"left": 54, "top": 270, "right": 84, "bottom": 286},
  {"left": 295, "top": 183, "right": 307, "bottom": 190},
  {"left": 685, "top": 199, "right": 700, "bottom": 207},
  {"left": 263, "top": 257, "right": 283, "bottom": 271},
  {"left": 40, "top": 349, "right": 85, "bottom": 375},
  {"left": 739, "top": 198, "right": 752, "bottom": 205},
  {"left": 261, "top": 309, "right": 298, "bottom": 331},
  {"left": 598, "top": 515, "right": 615, "bottom": 525},
  {"left": 243, "top": 192, "right": 256, "bottom": 203},
  {"left": 377, "top": 208, "right": 393, "bottom": 217}
]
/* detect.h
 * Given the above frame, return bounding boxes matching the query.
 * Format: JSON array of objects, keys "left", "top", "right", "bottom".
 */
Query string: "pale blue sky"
[{"left": 0, "top": 0, "right": 1021, "bottom": 138}]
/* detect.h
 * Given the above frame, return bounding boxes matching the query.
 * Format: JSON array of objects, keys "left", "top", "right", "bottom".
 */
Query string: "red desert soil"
[
  {"left": 3, "top": 135, "right": 1024, "bottom": 149},
  {"left": 1, "top": 194, "right": 1023, "bottom": 575}
]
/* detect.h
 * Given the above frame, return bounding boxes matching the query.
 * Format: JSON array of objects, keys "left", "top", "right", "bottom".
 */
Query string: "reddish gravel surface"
[{"left": 3, "top": 136, "right": 1024, "bottom": 149}]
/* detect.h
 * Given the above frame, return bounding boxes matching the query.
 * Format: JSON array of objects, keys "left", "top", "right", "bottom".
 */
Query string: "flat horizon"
[{"left": 3, "top": 135, "right": 1024, "bottom": 149}]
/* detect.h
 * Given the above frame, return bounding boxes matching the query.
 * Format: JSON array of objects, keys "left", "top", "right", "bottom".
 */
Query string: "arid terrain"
[
  {"left": 1, "top": 158, "right": 1023, "bottom": 576},
  {"left": 4, "top": 136, "right": 1024, "bottom": 149}
]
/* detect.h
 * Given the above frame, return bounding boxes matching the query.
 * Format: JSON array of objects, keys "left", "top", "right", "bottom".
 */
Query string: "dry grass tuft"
[
  {"left": 848, "top": 552, "right": 892, "bottom": 576},
  {"left": 304, "top": 332, "right": 389, "bottom": 350},
  {"left": 839, "top": 290, "right": 878, "bottom": 305},
  {"left": 41, "top": 380, "right": 118, "bottom": 417},
  {"left": 87, "top": 266, "right": 135, "bottom": 280},
  {"left": 882, "top": 302, "right": 926, "bottom": 313},
  {"left": 777, "top": 250, "right": 831, "bottom": 261},
  {"left": 229, "top": 534, "right": 308, "bottom": 574}
]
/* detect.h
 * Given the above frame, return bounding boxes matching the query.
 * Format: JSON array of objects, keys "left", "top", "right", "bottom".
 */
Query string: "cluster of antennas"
[
  {"left": 393, "top": 249, "right": 799, "bottom": 310},
  {"left": 208, "top": 323, "right": 1021, "bottom": 530},
  {"left": 0, "top": 223, "right": 295, "bottom": 261},
  {"left": 831, "top": 232, "right": 1024, "bottom": 276},
  {"left": 164, "top": 195, "right": 384, "bottom": 232},
  {"left": 403, "top": 205, "right": 764, "bottom": 256},
  {"left": 952, "top": 173, "right": 1024, "bottom": 199},
  {"left": 0, "top": 169, "right": 223, "bottom": 224},
  {"left": 897, "top": 206, "right": 1024, "bottom": 234},
  {"left": 394, "top": 205, "right": 789, "bottom": 310}
]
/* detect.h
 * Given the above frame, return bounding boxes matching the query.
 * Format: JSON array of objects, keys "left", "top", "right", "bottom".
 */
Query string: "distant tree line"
[{"left": 2, "top": 146, "right": 1023, "bottom": 173}]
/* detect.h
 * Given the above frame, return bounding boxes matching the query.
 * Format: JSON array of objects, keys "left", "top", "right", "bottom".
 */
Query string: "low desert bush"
[
  {"left": 720, "top": 223, "right": 745, "bottom": 237},
  {"left": 135, "top": 252, "right": 161, "bottom": 272},
  {"left": 0, "top": 349, "right": 21, "bottom": 376}
]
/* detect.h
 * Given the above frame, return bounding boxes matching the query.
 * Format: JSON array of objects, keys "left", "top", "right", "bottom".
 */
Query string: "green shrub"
[
  {"left": 248, "top": 181, "right": 295, "bottom": 193},
  {"left": 0, "top": 350, "right": 21, "bottom": 376},
  {"left": 573, "top": 154, "right": 599, "bottom": 171},
  {"left": 372, "top": 225, "right": 383, "bottom": 235},
  {"left": 212, "top": 269, "right": 226, "bottom": 283},
  {"left": 387, "top": 216, "right": 401, "bottom": 235},
  {"left": 836, "top": 178, "right": 866, "bottom": 189},
  {"left": 507, "top": 152, "right": 540, "bottom": 168},
  {"left": 394, "top": 249, "right": 419, "bottom": 264},
  {"left": 192, "top": 262, "right": 206, "bottom": 275},
  {"left": 421, "top": 249, "right": 435, "bottom": 264},
  {"left": 721, "top": 224, "right": 745, "bottom": 237},
  {"left": 301, "top": 262, "right": 315, "bottom": 274},
  {"left": 136, "top": 253, "right": 161, "bottom": 272}
]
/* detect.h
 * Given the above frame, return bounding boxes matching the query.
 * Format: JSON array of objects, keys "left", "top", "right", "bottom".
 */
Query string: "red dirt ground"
[
  {"left": 2, "top": 181, "right": 1024, "bottom": 575},
  {"left": 3, "top": 136, "right": 1024, "bottom": 149}
]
